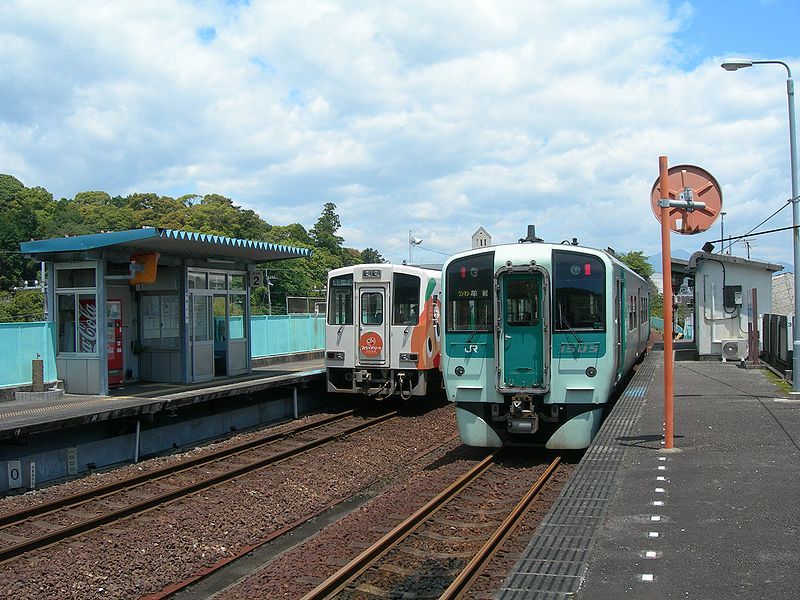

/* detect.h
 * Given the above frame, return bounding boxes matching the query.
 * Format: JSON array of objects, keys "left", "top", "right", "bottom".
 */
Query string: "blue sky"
[
  {"left": 0, "top": 0, "right": 798, "bottom": 268},
  {"left": 676, "top": 0, "right": 799, "bottom": 68}
]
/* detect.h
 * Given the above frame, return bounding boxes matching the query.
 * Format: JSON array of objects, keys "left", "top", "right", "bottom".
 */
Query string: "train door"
[
  {"left": 357, "top": 287, "right": 387, "bottom": 366},
  {"left": 615, "top": 278, "right": 625, "bottom": 382},
  {"left": 498, "top": 272, "right": 545, "bottom": 389}
]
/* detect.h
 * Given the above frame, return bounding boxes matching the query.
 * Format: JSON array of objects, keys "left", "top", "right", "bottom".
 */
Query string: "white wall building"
[
  {"left": 689, "top": 251, "right": 782, "bottom": 360},
  {"left": 471, "top": 227, "right": 491, "bottom": 249}
]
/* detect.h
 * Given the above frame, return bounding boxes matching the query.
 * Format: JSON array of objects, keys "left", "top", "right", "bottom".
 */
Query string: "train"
[
  {"left": 441, "top": 229, "right": 650, "bottom": 449},
  {"left": 325, "top": 263, "right": 442, "bottom": 399}
]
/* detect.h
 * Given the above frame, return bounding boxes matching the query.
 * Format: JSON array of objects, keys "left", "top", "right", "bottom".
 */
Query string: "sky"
[{"left": 1, "top": 0, "right": 799, "bottom": 269}]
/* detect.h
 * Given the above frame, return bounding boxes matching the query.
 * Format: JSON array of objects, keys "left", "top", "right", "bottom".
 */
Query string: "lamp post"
[
  {"left": 720, "top": 211, "right": 726, "bottom": 254},
  {"left": 722, "top": 59, "right": 800, "bottom": 394}
]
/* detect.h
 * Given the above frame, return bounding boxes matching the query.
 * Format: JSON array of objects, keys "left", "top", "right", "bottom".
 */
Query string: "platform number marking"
[
  {"left": 249, "top": 270, "right": 264, "bottom": 287},
  {"left": 7, "top": 460, "right": 22, "bottom": 489}
]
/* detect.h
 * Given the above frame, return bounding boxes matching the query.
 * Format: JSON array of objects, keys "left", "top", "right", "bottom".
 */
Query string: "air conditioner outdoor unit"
[{"left": 721, "top": 339, "right": 748, "bottom": 362}]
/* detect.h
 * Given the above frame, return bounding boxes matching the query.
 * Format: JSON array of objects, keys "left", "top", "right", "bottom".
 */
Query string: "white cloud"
[{"left": 0, "top": 0, "right": 797, "bottom": 269}]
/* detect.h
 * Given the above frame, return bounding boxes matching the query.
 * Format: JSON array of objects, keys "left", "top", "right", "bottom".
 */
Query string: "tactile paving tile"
[{"left": 496, "top": 354, "right": 658, "bottom": 599}]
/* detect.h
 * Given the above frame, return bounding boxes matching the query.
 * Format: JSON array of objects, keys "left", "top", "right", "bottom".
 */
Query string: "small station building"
[
  {"left": 20, "top": 228, "right": 310, "bottom": 396},
  {"left": 688, "top": 251, "right": 783, "bottom": 360}
]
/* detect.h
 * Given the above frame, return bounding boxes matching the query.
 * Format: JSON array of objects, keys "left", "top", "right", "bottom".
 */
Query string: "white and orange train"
[{"left": 325, "top": 264, "right": 442, "bottom": 399}]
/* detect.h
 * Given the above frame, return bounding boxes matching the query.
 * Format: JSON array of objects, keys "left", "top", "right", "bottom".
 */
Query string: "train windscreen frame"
[
  {"left": 328, "top": 274, "right": 353, "bottom": 325},
  {"left": 446, "top": 252, "right": 494, "bottom": 333},
  {"left": 553, "top": 251, "right": 605, "bottom": 331}
]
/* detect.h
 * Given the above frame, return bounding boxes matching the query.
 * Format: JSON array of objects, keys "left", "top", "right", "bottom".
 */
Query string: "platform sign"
[
  {"left": 249, "top": 270, "right": 264, "bottom": 288},
  {"left": 26, "top": 462, "right": 36, "bottom": 490},
  {"left": 7, "top": 460, "right": 22, "bottom": 489}
]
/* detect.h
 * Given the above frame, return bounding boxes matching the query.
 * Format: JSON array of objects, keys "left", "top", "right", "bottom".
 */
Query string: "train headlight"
[
  {"left": 585, "top": 366, "right": 597, "bottom": 378},
  {"left": 454, "top": 366, "right": 465, "bottom": 376},
  {"left": 399, "top": 353, "right": 418, "bottom": 361},
  {"left": 327, "top": 351, "right": 345, "bottom": 360}
]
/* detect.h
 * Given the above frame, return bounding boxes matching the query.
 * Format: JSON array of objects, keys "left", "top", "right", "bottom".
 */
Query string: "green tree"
[
  {"left": 618, "top": 250, "right": 654, "bottom": 280},
  {"left": 309, "top": 202, "right": 344, "bottom": 254},
  {"left": 360, "top": 247, "right": 385, "bottom": 263}
]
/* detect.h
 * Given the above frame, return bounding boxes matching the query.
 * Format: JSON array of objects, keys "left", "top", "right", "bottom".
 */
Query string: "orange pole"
[{"left": 659, "top": 156, "right": 674, "bottom": 449}]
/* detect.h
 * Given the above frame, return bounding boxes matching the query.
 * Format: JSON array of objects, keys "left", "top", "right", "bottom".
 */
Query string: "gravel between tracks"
[
  {"left": 218, "top": 451, "right": 568, "bottom": 599},
  {"left": 0, "top": 400, "right": 457, "bottom": 599}
]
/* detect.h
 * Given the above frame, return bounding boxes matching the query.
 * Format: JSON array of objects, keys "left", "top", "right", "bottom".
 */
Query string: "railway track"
[
  {"left": 301, "top": 453, "right": 562, "bottom": 599},
  {"left": 0, "top": 408, "right": 399, "bottom": 565}
]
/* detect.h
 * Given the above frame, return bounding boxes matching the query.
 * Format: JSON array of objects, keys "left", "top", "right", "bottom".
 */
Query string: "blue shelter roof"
[{"left": 20, "top": 228, "right": 311, "bottom": 262}]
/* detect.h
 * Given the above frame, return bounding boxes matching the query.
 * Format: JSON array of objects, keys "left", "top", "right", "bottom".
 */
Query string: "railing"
[{"left": 0, "top": 315, "right": 325, "bottom": 388}]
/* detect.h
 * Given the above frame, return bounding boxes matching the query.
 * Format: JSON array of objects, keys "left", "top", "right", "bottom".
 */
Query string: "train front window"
[
  {"left": 328, "top": 274, "right": 353, "bottom": 325},
  {"left": 553, "top": 251, "right": 605, "bottom": 331},
  {"left": 393, "top": 273, "right": 420, "bottom": 325},
  {"left": 446, "top": 252, "right": 494, "bottom": 332},
  {"left": 361, "top": 292, "right": 383, "bottom": 325},
  {"left": 505, "top": 279, "right": 539, "bottom": 326}
]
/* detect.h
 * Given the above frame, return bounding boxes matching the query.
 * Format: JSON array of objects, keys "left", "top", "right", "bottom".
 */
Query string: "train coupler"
[{"left": 508, "top": 394, "right": 539, "bottom": 434}]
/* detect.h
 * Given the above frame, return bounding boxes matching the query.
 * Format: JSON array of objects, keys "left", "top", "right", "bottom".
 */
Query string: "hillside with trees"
[{"left": 0, "top": 173, "right": 385, "bottom": 320}]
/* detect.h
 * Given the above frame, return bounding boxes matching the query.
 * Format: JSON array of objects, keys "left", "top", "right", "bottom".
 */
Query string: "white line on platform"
[
  {"left": 649, "top": 532, "right": 660, "bottom": 537},
  {"left": 653, "top": 501, "right": 664, "bottom": 506},
  {"left": 646, "top": 551, "right": 658, "bottom": 558},
  {"left": 657, "top": 476, "right": 666, "bottom": 481},
  {"left": 658, "top": 465, "right": 666, "bottom": 470},
  {"left": 642, "top": 574, "right": 654, "bottom": 582},
  {"left": 651, "top": 515, "right": 661, "bottom": 521},
  {"left": 655, "top": 488, "right": 665, "bottom": 493},
  {"left": 658, "top": 457, "right": 666, "bottom": 461}
]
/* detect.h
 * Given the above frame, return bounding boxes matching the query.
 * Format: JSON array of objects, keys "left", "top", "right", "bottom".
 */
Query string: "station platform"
[
  {"left": 498, "top": 350, "right": 800, "bottom": 600},
  {"left": 0, "top": 358, "right": 324, "bottom": 441}
]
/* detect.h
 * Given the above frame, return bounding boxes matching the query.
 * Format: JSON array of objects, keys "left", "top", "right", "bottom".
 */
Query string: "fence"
[
  {"left": 251, "top": 314, "right": 325, "bottom": 357},
  {"left": 0, "top": 322, "right": 57, "bottom": 387},
  {"left": 762, "top": 313, "right": 794, "bottom": 372},
  {"left": 1, "top": 315, "right": 325, "bottom": 388}
]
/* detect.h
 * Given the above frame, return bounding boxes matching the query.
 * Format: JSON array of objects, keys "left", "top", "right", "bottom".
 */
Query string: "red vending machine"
[{"left": 107, "top": 299, "right": 124, "bottom": 388}]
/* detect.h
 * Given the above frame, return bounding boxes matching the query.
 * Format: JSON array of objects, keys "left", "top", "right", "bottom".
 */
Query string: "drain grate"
[{"left": 496, "top": 353, "right": 658, "bottom": 599}]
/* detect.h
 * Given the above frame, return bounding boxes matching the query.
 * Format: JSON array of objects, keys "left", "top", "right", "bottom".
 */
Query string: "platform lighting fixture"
[{"left": 721, "top": 58, "right": 800, "bottom": 394}]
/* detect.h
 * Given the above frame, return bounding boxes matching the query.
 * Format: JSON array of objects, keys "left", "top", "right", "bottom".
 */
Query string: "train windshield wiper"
[
  {"left": 465, "top": 311, "right": 490, "bottom": 343},
  {"left": 558, "top": 307, "right": 583, "bottom": 344}
]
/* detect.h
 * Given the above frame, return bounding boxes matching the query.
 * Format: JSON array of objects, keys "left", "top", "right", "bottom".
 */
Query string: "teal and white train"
[{"left": 442, "top": 234, "right": 650, "bottom": 449}]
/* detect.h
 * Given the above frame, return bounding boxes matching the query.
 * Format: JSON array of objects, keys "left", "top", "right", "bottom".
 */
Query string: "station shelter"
[{"left": 20, "top": 228, "right": 310, "bottom": 396}]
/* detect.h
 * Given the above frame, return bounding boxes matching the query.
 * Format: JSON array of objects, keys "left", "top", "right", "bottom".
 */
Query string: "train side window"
[
  {"left": 328, "top": 274, "right": 353, "bottom": 325},
  {"left": 553, "top": 251, "right": 605, "bottom": 331},
  {"left": 393, "top": 273, "right": 420, "bottom": 325}
]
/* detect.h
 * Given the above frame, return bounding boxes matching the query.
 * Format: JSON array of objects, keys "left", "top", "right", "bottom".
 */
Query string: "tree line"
[{"left": 0, "top": 173, "right": 384, "bottom": 320}]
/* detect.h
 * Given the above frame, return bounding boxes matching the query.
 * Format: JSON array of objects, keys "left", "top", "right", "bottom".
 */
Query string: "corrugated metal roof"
[{"left": 20, "top": 227, "right": 311, "bottom": 262}]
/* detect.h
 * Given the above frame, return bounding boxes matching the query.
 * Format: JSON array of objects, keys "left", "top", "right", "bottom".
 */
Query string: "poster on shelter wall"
[{"left": 78, "top": 297, "right": 97, "bottom": 353}]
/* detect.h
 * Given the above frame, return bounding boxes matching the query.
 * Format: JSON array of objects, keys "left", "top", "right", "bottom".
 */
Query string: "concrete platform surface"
[
  {"left": 498, "top": 352, "right": 800, "bottom": 600},
  {"left": 0, "top": 358, "right": 324, "bottom": 439}
]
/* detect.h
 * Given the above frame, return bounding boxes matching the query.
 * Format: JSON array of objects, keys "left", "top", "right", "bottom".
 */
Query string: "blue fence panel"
[
  {"left": 0, "top": 315, "right": 324, "bottom": 387},
  {"left": 250, "top": 314, "right": 325, "bottom": 358},
  {"left": 0, "top": 322, "right": 57, "bottom": 387}
]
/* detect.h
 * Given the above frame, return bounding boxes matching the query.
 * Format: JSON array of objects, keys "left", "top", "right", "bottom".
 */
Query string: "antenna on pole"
[{"left": 408, "top": 230, "right": 422, "bottom": 264}]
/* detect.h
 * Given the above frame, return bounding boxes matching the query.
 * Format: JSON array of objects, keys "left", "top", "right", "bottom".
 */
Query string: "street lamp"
[{"left": 722, "top": 58, "right": 800, "bottom": 394}]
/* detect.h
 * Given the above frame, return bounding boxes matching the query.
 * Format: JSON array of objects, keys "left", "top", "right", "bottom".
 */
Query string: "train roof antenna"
[{"left": 519, "top": 225, "right": 544, "bottom": 244}]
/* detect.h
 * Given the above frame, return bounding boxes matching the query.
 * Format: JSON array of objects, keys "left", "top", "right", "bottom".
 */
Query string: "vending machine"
[{"left": 107, "top": 299, "right": 124, "bottom": 388}]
